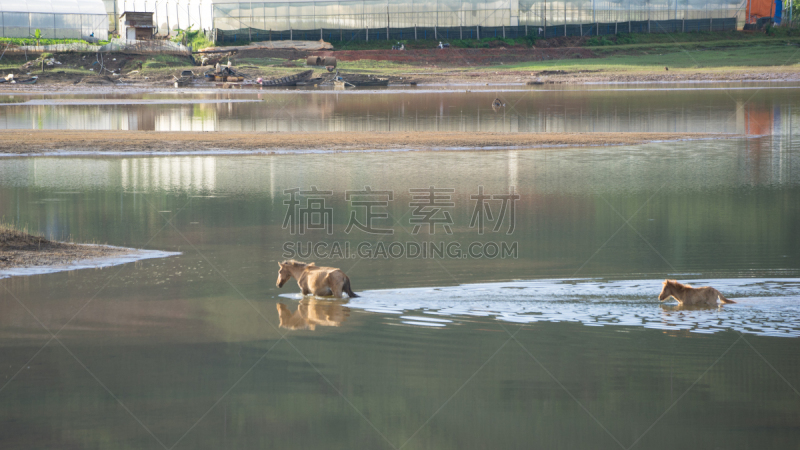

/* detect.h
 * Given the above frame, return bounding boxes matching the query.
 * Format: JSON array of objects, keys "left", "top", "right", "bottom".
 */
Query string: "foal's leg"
[{"left": 329, "top": 274, "right": 344, "bottom": 298}]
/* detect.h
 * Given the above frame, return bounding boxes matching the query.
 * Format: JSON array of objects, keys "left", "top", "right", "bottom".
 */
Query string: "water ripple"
[{"left": 284, "top": 278, "right": 800, "bottom": 337}]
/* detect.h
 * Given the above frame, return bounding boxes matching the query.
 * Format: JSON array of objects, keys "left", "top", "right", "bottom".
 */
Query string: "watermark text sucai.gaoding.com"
[
  {"left": 281, "top": 185, "right": 519, "bottom": 259},
  {"left": 282, "top": 240, "right": 518, "bottom": 259}
]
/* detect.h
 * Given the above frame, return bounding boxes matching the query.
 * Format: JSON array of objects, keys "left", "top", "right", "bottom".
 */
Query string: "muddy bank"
[
  {"left": 2, "top": 43, "right": 800, "bottom": 90},
  {"left": 0, "top": 226, "right": 180, "bottom": 279},
  {"left": 1, "top": 67, "right": 798, "bottom": 91},
  {"left": 369, "top": 68, "right": 800, "bottom": 85},
  {"left": 1, "top": 227, "right": 127, "bottom": 270},
  {"left": 0, "top": 130, "right": 739, "bottom": 154}
]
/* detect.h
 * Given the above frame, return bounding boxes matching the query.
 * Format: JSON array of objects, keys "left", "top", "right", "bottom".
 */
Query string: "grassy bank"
[
  {"left": 501, "top": 41, "right": 800, "bottom": 73},
  {"left": 0, "top": 222, "right": 50, "bottom": 250},
  {"left": 0, "top": 37, "right": 111, "bottom": 47}
]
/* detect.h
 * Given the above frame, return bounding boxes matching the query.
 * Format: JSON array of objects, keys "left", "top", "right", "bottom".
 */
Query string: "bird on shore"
[{"left": 665, "top": 66, "right": 669, "bottom": 71}]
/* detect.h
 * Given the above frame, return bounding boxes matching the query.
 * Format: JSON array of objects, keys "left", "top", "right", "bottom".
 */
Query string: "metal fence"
[
  {"left": 212, "top": 0, "right": 745, "bottom": 43},
  {"left": 217, "top": 17, "right": 738, "bottom": 43}
]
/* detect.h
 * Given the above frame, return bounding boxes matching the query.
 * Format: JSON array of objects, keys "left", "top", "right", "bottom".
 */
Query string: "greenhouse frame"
[
  {"left": 211, "top": 0, "right": 746, "bottom": 42},
  {"left": 0, "top": 0, "right": 109, "bottom": 40}
]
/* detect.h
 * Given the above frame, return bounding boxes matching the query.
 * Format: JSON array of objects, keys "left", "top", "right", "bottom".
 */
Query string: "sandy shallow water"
[{"left": 0, "top": 130, "right": 739, "bottom": 154}]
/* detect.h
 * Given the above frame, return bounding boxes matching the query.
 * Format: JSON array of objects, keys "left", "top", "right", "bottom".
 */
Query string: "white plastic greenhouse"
[
  {"left": 210, "top": 0, "right": 746, "bottom": 43},
  {"left": 0, "top": 0, "right": 109, "bottom": 40}
]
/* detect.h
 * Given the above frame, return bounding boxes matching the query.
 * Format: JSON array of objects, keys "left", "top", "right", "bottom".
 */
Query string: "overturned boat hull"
[{"left": 258, "top": 70, "right": 314, "bottom": 87}]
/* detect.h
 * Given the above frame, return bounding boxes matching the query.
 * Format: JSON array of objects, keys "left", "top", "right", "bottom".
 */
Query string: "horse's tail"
[
  {"left": 343, "top": 276, "right": 359, "bottom": 298},
  {"left": 718, "top": 290, "right": 735, "bottom": 304}
]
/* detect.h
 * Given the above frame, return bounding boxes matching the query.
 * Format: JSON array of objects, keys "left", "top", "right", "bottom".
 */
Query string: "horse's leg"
[
  {"left": 329, "top": 274, "right": 344, "bottom": 298},
  {"left": 298, "top": 279, "right": 311, "bottom": 296},
  {"left": 312, "top": 286, "right": 333, "bottom": 296}
]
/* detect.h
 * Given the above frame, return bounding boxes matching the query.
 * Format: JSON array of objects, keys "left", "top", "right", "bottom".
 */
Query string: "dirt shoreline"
[
  {"left": 0, "top": 227, "right": 131, "bottom": 272},
  {"left": 0, "top": 227, "right": 180, "bottom": 279},
  {"left": 0, "top": 68, "right": 798, "bottom": 90},
  {"left": 2, "top": 34, "right": 800, "bottom": 88},
  {"left": 0, "top": 130, "right": 740, "bottom": 154}
]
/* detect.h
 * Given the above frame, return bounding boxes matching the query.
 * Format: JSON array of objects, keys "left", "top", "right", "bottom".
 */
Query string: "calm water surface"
[
  {"left": 1, "top": 83, "right": 799, "bottom": 133},
  {"left": 1, "top": 86, "right": 799, "bottom": 449}
]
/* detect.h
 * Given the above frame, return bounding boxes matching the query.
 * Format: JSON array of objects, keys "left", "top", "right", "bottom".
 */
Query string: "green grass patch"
[
  {"left": 585, "top": 36, "right": 616, "bottom": 46},
  {"left": 501, "top": 43, "right": 800, "bottom": 71},
  {"left": 52, "top": 68, "right": 95, "bottom": 75},
  {"left": 141, "top": 54, "right": 192, "bottom": 71},
  {"left": 0, "top": 55, "right": 28, "bottom": 71},
  {"left": 214, "top": 38, "right": 255, "bottom": 47},
  {"left": 336, "top": 59, "right": 411, "bottom": 72},
  {"left": 330, "top": 39, "right": 401, "bottom": 50},
  {"left": 585, "top": 30, "right": 800, "bottom": 47},
  {"left": 450, "top": 36, "right": 537, "bottom": 48},
  {"left": 591, "top": 30, "right": 758, "bottom": 46},
  {"left": 231, "top": 57, "right": 292, "bottom": 67},
  {"left": 0, "top": 37, "right": 110, "bottom": 46}
]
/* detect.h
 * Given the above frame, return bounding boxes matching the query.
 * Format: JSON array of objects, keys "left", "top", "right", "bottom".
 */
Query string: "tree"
[{"left": 31, "top": 29, "right": 42, "bottom": 47}]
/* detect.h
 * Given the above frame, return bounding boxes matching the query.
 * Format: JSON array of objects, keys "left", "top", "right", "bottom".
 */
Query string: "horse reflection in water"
[
  {"left": 276, "top": 299, "right": 351, "bottom": 331},
  {"left": 659, "top": 302, "right": 721, "bottom": 312}
]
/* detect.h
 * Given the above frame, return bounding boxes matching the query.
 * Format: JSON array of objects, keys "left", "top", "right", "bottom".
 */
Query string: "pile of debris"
[
  {"left": 173, "top": 70, "right": 195, "bottom": 87},
  {"left": 0, "top": 74, "right": 38, "bottom": 85},
  {"left": 205, "top": 64, "right": 243, "bottom": 82}
]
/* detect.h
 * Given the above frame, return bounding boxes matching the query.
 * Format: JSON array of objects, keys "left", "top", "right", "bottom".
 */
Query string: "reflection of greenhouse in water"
[{"left": 211, "top": 0, "right": 745, "bottom": 41}]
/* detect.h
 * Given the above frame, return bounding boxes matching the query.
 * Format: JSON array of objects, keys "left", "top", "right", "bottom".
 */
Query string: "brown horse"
[
  {"left": 276, "top": 260, "right": 359, "bottom": 298},
  {"left": 276, "top": 299, "right": 350, "bottom": 331},
  {"left": 658, "top": 280, "right": 735, "bottom": 306}
]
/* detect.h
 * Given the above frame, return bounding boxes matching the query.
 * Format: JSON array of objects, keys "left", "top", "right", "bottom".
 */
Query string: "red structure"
[{"left": 747, "top": 0, "right": 778, "bottom": 23}]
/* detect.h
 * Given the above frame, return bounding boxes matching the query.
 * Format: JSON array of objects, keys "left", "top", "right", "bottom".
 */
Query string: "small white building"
[{"left": 118, "top": 11, "right": 154, "bottom": 40}]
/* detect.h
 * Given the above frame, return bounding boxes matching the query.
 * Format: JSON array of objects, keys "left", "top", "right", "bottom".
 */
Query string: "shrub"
[
  {"left": 172, "top": 26, "right": 215, "bottom": 50},
  {"left": 586, "top": 36, "right": 615, "bottom": 46},
  {"left": 615, "top": 33, "right": 636, "bottom": 45}
]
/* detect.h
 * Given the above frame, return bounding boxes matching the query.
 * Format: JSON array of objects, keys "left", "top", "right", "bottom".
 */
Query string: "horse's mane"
[
  {"left": 281, "top": 259, "right": 307, "bottom": 267},
  {"left": 280, "top": 260, "right": 316, "bottom": 268},
  {"left": 663, "top": 279, "right": 692, "bottom": 289}
]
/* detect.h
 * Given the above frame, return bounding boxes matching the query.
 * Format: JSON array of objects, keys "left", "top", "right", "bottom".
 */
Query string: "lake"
[{"left": 0, "top": 84, "right": 799, "bottom": 449}]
